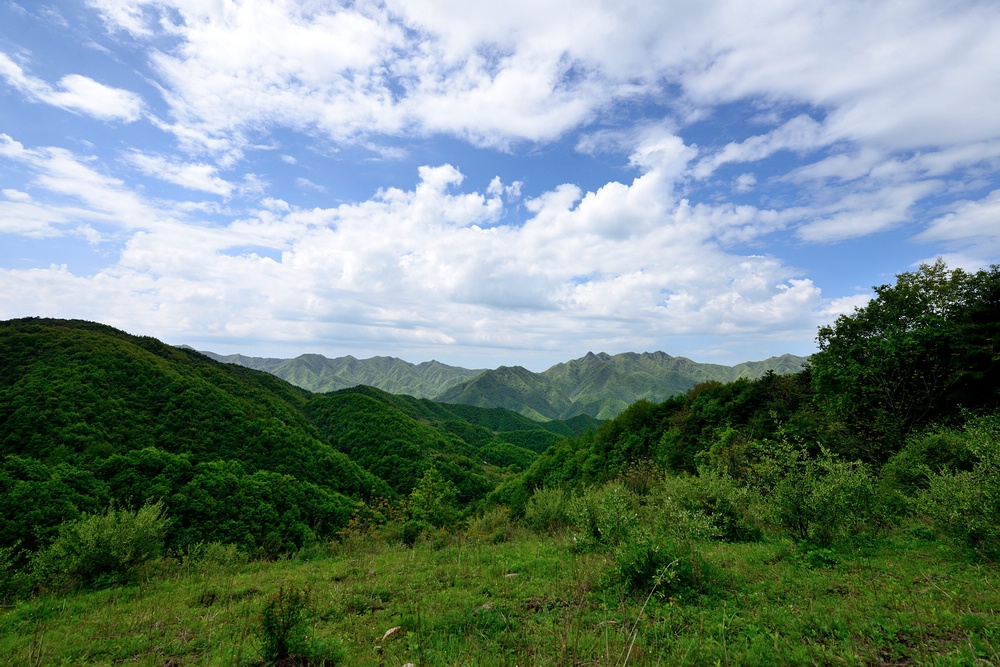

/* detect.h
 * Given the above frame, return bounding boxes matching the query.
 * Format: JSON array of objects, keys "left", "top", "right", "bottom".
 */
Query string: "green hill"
[
  {"left": 0, "top": 318, "right": 388, "bottom": 556},
  {"left": 199, "top": 350, "right": 483, "bottom": 398},
  {"left": 0, "top": 318, "right": 589, "bottom": 559},
  {"left": 438, "top": 351, "right": 810, "bottom": 420}
]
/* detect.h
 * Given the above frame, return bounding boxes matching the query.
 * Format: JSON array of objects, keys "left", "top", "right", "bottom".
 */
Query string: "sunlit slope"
[
  {"left": 438, "top": 351, "right": 809, "bottom": 420},
  {"left": 0, "top": 318, "right": 381, "bottom": 497}
]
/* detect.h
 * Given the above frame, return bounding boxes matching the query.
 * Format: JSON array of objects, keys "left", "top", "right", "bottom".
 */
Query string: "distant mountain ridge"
[
  {"left": 202, "top": 347, "right": 809, "bottom": 420},
  {"left": 438, "top": 351, "right": 809, "bottom": 420},
  {"left": 198, "top": 351, "right": 484, "bottom": 399}
]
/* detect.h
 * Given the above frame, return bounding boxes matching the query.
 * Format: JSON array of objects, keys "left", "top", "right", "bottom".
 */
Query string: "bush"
[
  {"left": 401, "top": 520, "right": 430, "bottom": 547},
  {"left": 657, "top": 471, "right": 762, "bottom": 543},
  {"left": 524, "top": 487, "right": 569, "bottom": 533},
  {"left": 916, "top": 415, "right": 1000, "bottom": 560},
  {"left": 612, "top": 531, "right": 707, "bottom": 597},
  {"left": 466, "top": 506, "right": 516, "bottom": 543},
  {"left": 567, "top": 482, "right": 638, "bottom": 550},
  {"left": 753, "top": 442, "right": 885, "bottom": 546},
  {"left": 255, "top": 585, "right": 343, "bottom": 664},
  {"left": 32, "top": 502, "right": 167, "bottom": 589},
  {"left": 0, "top": 542, "right": 18, "bottom": 603},
  {"left": 258, "top": 586, "right": 310, "bottom": 662},
  {"left": 408, "top": 467, "right": 459, "bottom": 529}
]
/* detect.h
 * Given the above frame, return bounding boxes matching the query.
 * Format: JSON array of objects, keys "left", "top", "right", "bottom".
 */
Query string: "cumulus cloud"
[
  {"left": 80, "top": 1, "right": 1000, "bottom": 153},
  {"left": 0, "top": 135, "right": 839, "bottom": 360},
  {"left": 0, "top": 52, "right": 144, "bottom": 122},
  {"left": 3, "top": 1, "right": 1000, "bottom": 363}
]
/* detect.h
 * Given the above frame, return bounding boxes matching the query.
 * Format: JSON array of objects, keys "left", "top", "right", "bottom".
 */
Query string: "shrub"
[
  {"left": 257, "top": 586, "right": 310, "bottom": 662},
  {"left": 401, "top": 520, "right": 430, "bottom": 547},
  {"left": 752, "top": 442, "right": 885, "bottom": 546},
  {"left": 0, "top": 542, "right": 19, "bottom": 603},
  {"left": 612, "top": 531, "right": 707, "bottom": 597},
  {"left": 32, "top": 502, "right": 167, "bottom": 589},
  {"left": 254, "top": 585, "right": 342, "bottom": 664},
  {"left": 657, "top": 471, "right": 762, "bottom": 543},
  {"left": 523, "top": 487, "right": 569, "bottom": 533},
  {"left": 916, "top": 415, "right": 1000, "bottom": 560},
  {"left": 567, "top": 482, "right": 638, "bottom": 550},
  {"left": 466, "top": 506, "right": 516, "bottom": 543},
  {"left": 408, "top": 467, "right": 459, "bottom": 529}
]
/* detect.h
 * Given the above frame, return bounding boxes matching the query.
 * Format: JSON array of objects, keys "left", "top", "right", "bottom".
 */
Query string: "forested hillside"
[
  {"left": 496, "top": 260, "right": 1000, "bottom": 514},
  {"left": 437, "top": 350, "right": 808, "bottom": 419},
  {"left": 0, "top": 319, "right": 590, "bottom": 563},
  {"left": 199, "top": 351, "right": 484, "bottom": 398}
]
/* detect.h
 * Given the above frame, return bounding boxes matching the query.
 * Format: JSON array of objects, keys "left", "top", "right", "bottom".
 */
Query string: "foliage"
[
  {"left": 567, "top": 482, "right": 640, "bottom": 550},
  {"left": 477, "top": 440, "right": 538, "bottom": 471},
  {"left": 523, "top": 487, "right": 569, "bottom": 533},
  {"left": 655, "top": 470, "right": 762, "bottom": 543},
  {"left": 465, "top": 506, "right": 516, "bottom": 544},
  {"left": 407, "top": 467, "right": 459, "bottom": 529},
  {"left": 812, "top": 260, "right": 1000, "bottom": 458},
  {"left": 255, "top": 585, "right": 342, "bottom": 665},
  {"left": 916, "top": 415, "right": 1000, "bottom": 560},
  {"left": 751, "top": 442, "right": 886, "bottom": 546},
  {"left": 32, "top": 502, "right": 167, "bottom": 589},
  {"left": 0, "top": 543, "right": 18, "bottom": 603}
]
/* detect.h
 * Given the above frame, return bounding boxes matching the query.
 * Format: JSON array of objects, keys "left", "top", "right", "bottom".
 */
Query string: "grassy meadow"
[{"left": 3, "top": 523, "right": 999, "bottom": 666}]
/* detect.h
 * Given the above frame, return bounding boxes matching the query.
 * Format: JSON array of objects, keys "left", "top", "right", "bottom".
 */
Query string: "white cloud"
[
  {"left": 295, "top": 177, "right": 326, "bottom": 193},
  {"left": 916, "top": 189, "right": 1000, "bottom": 260},
  {"left": 80, "top": 1, "right": 1000, "bottom": 155},
  {"left": 795, "top": 180, "right": 943, "bottom": 242},
  {"left": 0, "top": 135, "right": 841, "bottom": 359},
  {"left": 733, "top": 173, "right": 756, "bottom": 193},
  {"left": 693, "top": 115, "right": 827, "bottom": 179},
  {"left": 2, "top": 188, "right": 31, "bottom": 201},
  {"left": 125, "top": 151, "right": 234, "bottom": 196},
  {"left": 0, "top": 52, "right": 144, "bottom": 122}
]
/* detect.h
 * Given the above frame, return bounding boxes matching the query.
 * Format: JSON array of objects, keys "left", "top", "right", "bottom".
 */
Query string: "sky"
[{"left": 2, "top": 0, "right": 1000, "bottom": 371}]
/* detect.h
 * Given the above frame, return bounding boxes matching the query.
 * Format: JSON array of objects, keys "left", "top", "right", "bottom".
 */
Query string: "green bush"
[
  {"left": 401, "top": 520, "right": 430, "bottom": 547},
  {"left": 466, "top": 506, "right": 516, "bottom": 543},
  {"left": 612, "top": 531, "right": 707, "bottom": 597},
  {"left": 523, "top": 487, "right": 569, "bottom": 533},
  {"left": 753, "top": 442, "right": 885, "bottom": 546},
  {"left": 408, "top": 467, "right": 459, "bottom": 529},
  {"left": 567, "top": 482, "right": 638, "bottom": 550},
  {"left": 916, "top": 415, "right": 1000, "bottom": 559},
  {"left": 32, "top": 502, "right": 167, "bottom": 589},
  {"left": 657, "top": 471, "right": 762, "bottom": 543},
  {"left": 255, "top": 585, "right": 342, "bottom": 664},
  {"left": 0, "top": 542, "right": 19, "bottom": 603}
]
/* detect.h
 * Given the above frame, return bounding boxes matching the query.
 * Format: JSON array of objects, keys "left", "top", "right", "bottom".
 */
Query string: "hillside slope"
[
  {"left": 200, "top": 350, "right": 483, "bottom": 398},
  {"left": 438, "top": 351, "right": 809, "bottom": 420},
  {"left": 0, "top": 318, "right": 589, "bottom": 557}
]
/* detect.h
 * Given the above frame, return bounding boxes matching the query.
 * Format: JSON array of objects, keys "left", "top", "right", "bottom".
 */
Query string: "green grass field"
[{"left": 3, "top": 526, "right": 998, "bottom": 666}]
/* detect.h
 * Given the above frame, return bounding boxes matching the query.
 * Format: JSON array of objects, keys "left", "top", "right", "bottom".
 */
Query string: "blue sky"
[{"left": 2, "top": 0, "right": 1000, "bottom": 370}]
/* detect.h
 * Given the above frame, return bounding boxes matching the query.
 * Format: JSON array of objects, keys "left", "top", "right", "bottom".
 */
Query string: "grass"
[{"left": 2, "top": 528, "right": 999, "bottom": 666}]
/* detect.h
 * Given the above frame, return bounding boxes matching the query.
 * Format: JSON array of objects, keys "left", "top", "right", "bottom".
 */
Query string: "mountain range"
[{"left": 202, "top": 348, "right": 809, "bottom": 420}]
